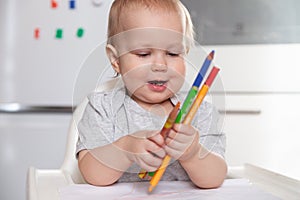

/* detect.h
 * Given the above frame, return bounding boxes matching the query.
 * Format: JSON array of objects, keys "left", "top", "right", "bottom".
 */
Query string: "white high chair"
[{"left": 26, "top": 78, "right": 120, "bottom": 200}]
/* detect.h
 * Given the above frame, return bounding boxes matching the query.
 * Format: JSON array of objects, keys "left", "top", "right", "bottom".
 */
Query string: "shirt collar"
[{"left": 110, "top": 82, "right": 186, "bottom": 116}]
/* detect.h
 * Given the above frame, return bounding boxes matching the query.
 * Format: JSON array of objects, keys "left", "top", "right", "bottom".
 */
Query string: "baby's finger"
[
  {"left": 165, "top": 137, "right": 190, "bottom": 151},
  {"left": 145, "top": 156, "right": 162, "bottom": 168},
  {"left": 167, "top": 129, "right": 177, "bottom": 140},
  {"left": 173, "top": 124, "right": 197, "bottom": 136},
  {"left": 145, "top": 140, "right": 166, "bottom": 158},
  {"left": 167, "top": 130, "right": 190, "bottom": 143},
  {"left": 164, "top": 145, "right": 183, "bottom": 160},
  {"left": 148, "top": 131, "right": 165, "bottom": 146},
  {"left": 137, "top": 156, "right": 160, "bottom": 172}
]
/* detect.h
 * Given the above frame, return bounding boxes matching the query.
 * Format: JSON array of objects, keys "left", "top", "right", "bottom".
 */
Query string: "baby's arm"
[
  {"left": 165, "top": 124, "right": 227, "bottom": 188},
  {"left": 78, "top": 131, "right": 166, "bottom": 186}
]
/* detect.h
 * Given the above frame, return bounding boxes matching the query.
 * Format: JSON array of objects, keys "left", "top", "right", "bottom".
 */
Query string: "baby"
[{"left": 76, "top": 0, "right": 227, "bottom": 188}]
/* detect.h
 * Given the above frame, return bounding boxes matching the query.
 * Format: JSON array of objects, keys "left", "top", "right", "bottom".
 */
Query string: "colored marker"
[
  {"left": 138, "top": 102, "right": 180, "bottom": 179},
  {"left": 148, "top": 155, "right": 172, "bottom": 192},
  {"left": 160, "top": 102, "right": 181, "bottom": 139},
  {"left": 175, "top": 50, "right": 214, "bottom": 123},
  {"left": 148, "top": 67, "right": 220, "bottom": 192},
  {"left": 183, "top": 67, "right": 220, "bottom": 124},
  {"left": 148, "top": 52, "right": 215, "bottom": 191}
]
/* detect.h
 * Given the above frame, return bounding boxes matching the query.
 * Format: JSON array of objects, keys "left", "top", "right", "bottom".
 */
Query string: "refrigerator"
[{"left": 0, "top": 0, "right": 113, "bottom": 199}]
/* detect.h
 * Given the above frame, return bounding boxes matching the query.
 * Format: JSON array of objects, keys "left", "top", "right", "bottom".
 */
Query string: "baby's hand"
[
  {"left": 164, "top": 124, "right": 200, "bottom": 161},
  {"left": 122, "top": 131, "right": 166, "bottom": 172}
]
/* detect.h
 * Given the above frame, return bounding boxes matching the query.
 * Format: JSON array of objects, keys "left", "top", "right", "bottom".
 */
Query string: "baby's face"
[{"left": 113, "top": 8, "right": 187, "bottom": 107}]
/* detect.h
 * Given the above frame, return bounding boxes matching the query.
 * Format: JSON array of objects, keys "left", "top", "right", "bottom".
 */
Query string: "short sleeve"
[
  {"left": 76, "top": 92, "right": 115, "bottom": 156},
  {"left": 192, "top": 101, "right": 226, "bottom": 158}
]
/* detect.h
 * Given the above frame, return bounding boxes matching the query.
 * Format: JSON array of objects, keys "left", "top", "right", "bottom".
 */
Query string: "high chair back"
[
  {"left": 27, "top": 78, "right": 121, "bottom": 200},
  {"left": 60, "top": 78, "right": 121, "bottom": 183}
]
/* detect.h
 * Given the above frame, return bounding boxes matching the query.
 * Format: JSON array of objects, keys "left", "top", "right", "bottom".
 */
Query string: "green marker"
[
  {"left": 175, "top": 50, "right": 215, "bottom": 123},
  {"left": 148, "top": 171, "right": 155, "bottom": 177},
  {"left": 175, "top": 87, "right": 198, "bottom": 123}
]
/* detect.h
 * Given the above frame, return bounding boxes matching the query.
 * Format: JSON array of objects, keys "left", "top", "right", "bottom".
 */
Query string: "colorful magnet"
[
  {"left": 55, "top": 28, "right": 63, "bottom": 39},
  {"left": 77, "top": 28, "right": 84, "bottom": 38},
  {"left": 69, "top": 0, "right": 76, "bottom": 9},
  {"left": 34, "top": 28, "right": 40, "bottom": 39},
  {"left": 51, "top": 0, "right": 58, "bottom": 8},
  {"left": 92, "top": 0, "right": 102, "bottom": 7}
]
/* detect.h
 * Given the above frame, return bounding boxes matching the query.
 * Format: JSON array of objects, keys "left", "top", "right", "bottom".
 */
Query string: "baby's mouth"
[{"left": 148, "top": 80, "right": 168, "bottom": 86}]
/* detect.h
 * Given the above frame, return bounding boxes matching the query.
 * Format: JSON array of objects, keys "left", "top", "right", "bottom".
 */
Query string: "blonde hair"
[{"left": 107, "top": 0, "right": 194, "bottom": 48}]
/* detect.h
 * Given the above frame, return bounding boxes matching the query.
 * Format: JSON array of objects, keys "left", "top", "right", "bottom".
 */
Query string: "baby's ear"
[{"left": 106, "top": 44, "right": 120, "bottom": 73}]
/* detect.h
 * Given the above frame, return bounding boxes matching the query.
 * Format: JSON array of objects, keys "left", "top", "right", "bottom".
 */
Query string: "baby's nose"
[
  {"left": 151, "top": 63, "right": 167, "bottom": 72},
  {"left": 151, "top": 54, "right": 167, "bottom": 72}
]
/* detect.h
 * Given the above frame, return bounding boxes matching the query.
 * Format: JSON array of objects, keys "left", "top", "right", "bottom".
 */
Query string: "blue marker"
[
  {"left": 175, "top": 50, "right": 215, "bottom": 123},
  {"left": 194, "top": 50, "right": 215, "bottom": 87}
]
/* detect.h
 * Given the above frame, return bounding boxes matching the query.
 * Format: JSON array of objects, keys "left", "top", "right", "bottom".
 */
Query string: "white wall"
[{"left": 202, "top": 44, "right": 300, "bottom": 180}]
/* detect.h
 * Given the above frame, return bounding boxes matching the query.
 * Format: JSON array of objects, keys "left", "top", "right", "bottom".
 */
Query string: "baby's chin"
[
  {"left": 146, "top": 93, "right": 176, "bottom": 104},
  {"left": 131, "top": 92, "right": 174, "bottom": 104}
]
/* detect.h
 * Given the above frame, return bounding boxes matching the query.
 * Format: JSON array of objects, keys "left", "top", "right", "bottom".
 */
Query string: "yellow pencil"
[{"left": 148, "top": 67, "right": 220, "bottom": 192}]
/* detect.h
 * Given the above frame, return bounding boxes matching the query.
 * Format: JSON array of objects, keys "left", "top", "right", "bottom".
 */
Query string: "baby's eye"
[
  {"left": 167, "top": 52, "right": 180, "bottom": 57},
  {"left": 131, "top": 49, "right": 151, "bottom": 57},
  {"left": 137, "top": 52, "right": 151, "bottom": 57}
]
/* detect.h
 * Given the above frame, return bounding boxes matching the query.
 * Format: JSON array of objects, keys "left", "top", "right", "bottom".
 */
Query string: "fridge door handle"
[{"left": 0, "top": 103, "right": 73, "bottom": 114}]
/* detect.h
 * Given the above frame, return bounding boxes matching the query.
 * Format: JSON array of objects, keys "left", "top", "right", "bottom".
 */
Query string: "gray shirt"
[{"left": 76, "top": 85, "right": 225, "bottom": 182}]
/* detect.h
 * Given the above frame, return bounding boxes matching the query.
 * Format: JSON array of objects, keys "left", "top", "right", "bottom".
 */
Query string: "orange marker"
[
  {"left": 183, "top": 67, "right": 220, "bottom": 124},
  {"left": 148, "top": 67, "right": 220, "bottom": 192},
  {"left": 138, "top": 102, "right": 180, "bottom": 179},
  {"left": 160, "top": 102, "right": 181, "bottom": 139},
  {"left": 148, "top": 155, "right": 171, "bottom": 192}
]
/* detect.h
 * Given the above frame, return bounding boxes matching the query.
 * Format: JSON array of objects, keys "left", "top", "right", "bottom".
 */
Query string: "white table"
[{"left": 27, "top": 164, "right": 300, "bottom": 200}]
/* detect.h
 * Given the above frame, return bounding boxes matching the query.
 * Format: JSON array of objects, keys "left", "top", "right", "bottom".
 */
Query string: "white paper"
[{"left": 59, "top": 179, "right": 281, "bottom": 200}]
